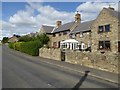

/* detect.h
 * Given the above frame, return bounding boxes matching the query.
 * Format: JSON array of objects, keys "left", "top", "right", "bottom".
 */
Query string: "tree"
[
  {"left": 19, "top": 35, "right": 33, "bottom": 42},
  {"left": 36, "top": 33, "right": 50, "bottom": 45},
  {"left": 2, "top": 37, "right": 9, "bottom": 44}
]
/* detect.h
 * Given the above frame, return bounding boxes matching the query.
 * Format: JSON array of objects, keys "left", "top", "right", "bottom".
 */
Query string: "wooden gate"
[
  {"left": 61, "top": 51, "right": 65, "bottom": 61},
  {"left": 118, "top": 42, "right": 120, "bottom": 52}
]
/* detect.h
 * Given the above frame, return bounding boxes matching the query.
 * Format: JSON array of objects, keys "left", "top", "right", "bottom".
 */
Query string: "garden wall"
[
  {"left": 39, "top": 48, "right": 61, "bottom": 60},
  {"left": 66, "top": 51, "right": 119, "bottom": 73},
  {"left": 39, "top": 48, "right": 119, "bottom": 73}
]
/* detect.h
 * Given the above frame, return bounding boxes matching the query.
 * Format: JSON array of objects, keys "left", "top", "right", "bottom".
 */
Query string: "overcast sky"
[{"left": 0, "top": 0, "right": 119, "bottom": 40}]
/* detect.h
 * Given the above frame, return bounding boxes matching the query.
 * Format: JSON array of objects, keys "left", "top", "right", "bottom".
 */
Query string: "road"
[{"left": 2, "top": 45, "right": 118, "bottom": 89}]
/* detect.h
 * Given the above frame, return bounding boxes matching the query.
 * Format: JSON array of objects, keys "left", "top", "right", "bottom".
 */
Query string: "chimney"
[
  {"left": 108, "top": 5, "right": 115, "bottom": 10},
  {"left": 56, "top": 21, "right": 62, "bottom": 28},
  {"left": 75, "top": 11, "right": 81, "bottom": 23}
]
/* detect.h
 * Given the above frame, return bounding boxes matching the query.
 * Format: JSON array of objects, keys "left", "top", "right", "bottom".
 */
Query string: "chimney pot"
[
  {"left": 75, "top": 11, "right": 81, "bottom": 23},
  {"left": 108, "top": 5, "right": 115, "bottom": 10}
]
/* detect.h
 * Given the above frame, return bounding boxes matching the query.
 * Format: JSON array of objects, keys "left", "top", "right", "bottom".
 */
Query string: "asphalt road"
[{"left": 2, "top": 45, "right": 118, "bottom": 89}]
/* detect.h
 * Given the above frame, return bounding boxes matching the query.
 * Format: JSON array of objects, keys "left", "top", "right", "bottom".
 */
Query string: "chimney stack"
[
  {"left": 75, "top": 11, "right": 81, "bottom": 23},
  {"left": 108, "top": 5, "right": 115, "bottom": 10},
  {"left": 56, "top": 21, "right": 62, "bottom": 28}
]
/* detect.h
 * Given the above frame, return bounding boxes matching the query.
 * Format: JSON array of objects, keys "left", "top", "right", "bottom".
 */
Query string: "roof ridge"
[{"left": 42, "top": 25, "right": 54, "bottom": 27}]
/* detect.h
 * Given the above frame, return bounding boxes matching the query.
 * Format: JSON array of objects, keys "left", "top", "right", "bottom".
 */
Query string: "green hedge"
[
  {"left": 9, "top": 43, "right": 14, "bottom": 49},
  {"left": 9, "top": 40, "right": 43, "bottom": 56}
]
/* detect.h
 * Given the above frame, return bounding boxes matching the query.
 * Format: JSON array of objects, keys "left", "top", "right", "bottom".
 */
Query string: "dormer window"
[
  {"left": 71, "top": 34, "right": 76, "bottom": 39},
  {"left": 80, "top": 32, "right": 83, "bottom": 38}
]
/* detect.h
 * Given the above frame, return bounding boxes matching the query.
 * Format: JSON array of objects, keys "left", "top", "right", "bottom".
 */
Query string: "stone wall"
[
  {"left": 39, "top": 48, "right": 119, "bottom": 73},
  {"left": 66, "top": 50, "right": 119, "bottom": 73},
  {"left": 39, "top": 48, "right": 61, "bottom": 60}
]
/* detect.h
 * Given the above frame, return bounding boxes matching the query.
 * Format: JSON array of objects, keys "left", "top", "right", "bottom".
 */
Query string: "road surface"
[{"left": 2, "top": 45, "right": 118, "bottom": 89}]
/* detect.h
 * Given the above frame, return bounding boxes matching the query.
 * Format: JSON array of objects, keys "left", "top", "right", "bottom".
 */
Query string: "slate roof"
[
  {"left": 40, "top": 8, "right": 119, "bottom": 34},
  {"left": 53, "top": 22, "right": 75, "bottom": 33},
  {"left": 71, "top": 20, "right": 95, "bottom": 34},
  {"left": 42, "top": 25, "right": 54, "bottom": 34}
]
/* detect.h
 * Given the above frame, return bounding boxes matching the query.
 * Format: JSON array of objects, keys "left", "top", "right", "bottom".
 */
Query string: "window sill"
[
  {"left": 98, "top": 48, "right": 111, "bottom": 51},
  {"left": 98, "top": 31, "right": 111, "bottom": 34}
]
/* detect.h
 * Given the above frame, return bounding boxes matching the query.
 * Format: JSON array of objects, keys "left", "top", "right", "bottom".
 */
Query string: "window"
[
  {"left": 53, "top": 42, "right": 57, "bottom": 48},
  {"left": 63, "top": 31, "right": 68, "bottom": 35},
  {"left": 98, "top": 24, "right": 110, "bottom": 33},
  {"left": 105, "top": 41, "right": 110, "bottom": 49},
  {"left": 105, "top": 24, "right": 110, "bottom": 32},
  {"left": 99, "top": 41, "right": 104, "bottom": 49},
  {"left": 98, "top": 26, "right": 104, "bottom": 33},
  {"left": 59, "top": 33, "right": 61, "bottom": 36},
  {"left": 80, "top": 32, "right": 83, "bottom": 38},
  {"left": 98, "top": 41, "right": 111, "bottom": 50},
  {"left": 53, "top": 34, "right": 56, "bottom": 37}
]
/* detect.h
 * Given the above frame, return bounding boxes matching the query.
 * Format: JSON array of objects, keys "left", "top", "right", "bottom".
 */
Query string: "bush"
[
  {"left": 2, "top": 37, "right": 9, "bottom": 44},
  {"left": 11, "top": 40, "right": 43, "bottom": 56},
  {"left": 19, "top": 35, "right": 34, "bottom": 42},
  {"left": 35, "top": 33, "right": 50, "bottom": 45},
  {"left": 14, "top": 42, "right": 23, "bottom": 51},
  {"left": 9, "top": 43, "right": 14, "bottom": 49},
  {"left": 8, "top": 33, "right": 50, "bottom": 56}
]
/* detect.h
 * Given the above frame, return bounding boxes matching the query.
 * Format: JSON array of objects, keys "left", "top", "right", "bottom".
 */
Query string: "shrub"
[
  {"left": 14, "top": 42, "right": 23, "bottom": 51},
  {"left": 2, "top": 37, "right": 9, "bottom": 44},
  {"left": 12, "top": 40, "right": 43, "bottom": 56},
  {"left": 8, "top": 33, "right": 50, "bottom": 56},
  {"left": 9, "top": 43, "right": 14, "bottom": 49},
  {"left": 19, "top": 35, "right": 33, "bottom": 42},
  {"left": 35, "top": 33, "right": 50, "bottom": 45}
]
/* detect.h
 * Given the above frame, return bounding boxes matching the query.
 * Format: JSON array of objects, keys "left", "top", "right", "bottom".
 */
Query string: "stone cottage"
[
  {"left": 39, "top": 6, "right": 119, "bottom": 53},
  {"left": 8, "top": 35, "right": 20, "bottom": 43},
  {"left": 39, "top": 6, "right": 119, "bottom": 73},
  {"left": 91, "top": 7, "right": 120, "bottom": 54},
  {"left": 39, "top": 12, "right": 94, "bottom": 51}
]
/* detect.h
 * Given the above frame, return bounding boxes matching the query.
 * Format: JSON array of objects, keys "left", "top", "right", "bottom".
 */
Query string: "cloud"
[
  {"left": 76, "top": 2, "right": 118, "bottom": 21},
  {"left": 1, "top": 2, "right": 75, "bottom": 40},
  {"left": 1, "top": 1, "right": 118, "bottom": 40}
]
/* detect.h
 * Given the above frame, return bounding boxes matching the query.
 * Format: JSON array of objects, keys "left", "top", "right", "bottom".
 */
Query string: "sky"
[{"left": 0, "top": 0, "right": 119, "bottom": 40}]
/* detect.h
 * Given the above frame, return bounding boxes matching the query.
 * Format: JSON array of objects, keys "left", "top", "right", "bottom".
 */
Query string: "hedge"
[
  {"left": 9, "top": 43, "right": 14, "bottom": 49},
  {"left": 9, "top": 40, "right": 43, "bottom": 56}
]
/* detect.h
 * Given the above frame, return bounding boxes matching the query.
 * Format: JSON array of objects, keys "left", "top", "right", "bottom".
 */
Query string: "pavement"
[{"left": 2, "top": 45, "right": 119, "bottom": 89}]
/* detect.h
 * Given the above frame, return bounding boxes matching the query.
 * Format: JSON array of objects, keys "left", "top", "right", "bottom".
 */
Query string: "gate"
[
  {"left": 61, "top": 50, "right": 65, "bottom": 61},
  {"left": 118, "top": 42, "right": 120, "bottom": 52}
]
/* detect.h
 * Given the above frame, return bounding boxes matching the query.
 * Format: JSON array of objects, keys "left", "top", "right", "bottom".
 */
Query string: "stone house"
[
  {"left": 27, "top": 32, "right": 39, "bottom": 37},
  {"left": 39, "top": 12, "right": 93, "bottom": 50},
  {"left": 39, "top": 6, "right": 119, "bottom": 73},
  {"left": 39, "top": 25, "right": 54, "bottom": 35},
  {"left": 8, "top": 35, "right": 20, "bottom": 43},
  {"left": 91, "top": 7, "right": 120, "bottom": 54},
  {"left": 39, "top": 6, "right": 119, "bottom": 53}
]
